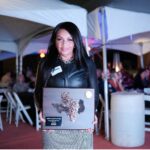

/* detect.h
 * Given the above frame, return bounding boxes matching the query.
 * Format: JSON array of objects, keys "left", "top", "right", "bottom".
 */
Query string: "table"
[{"left": 111, "top": 91, "right": 145, "bottom": 147}]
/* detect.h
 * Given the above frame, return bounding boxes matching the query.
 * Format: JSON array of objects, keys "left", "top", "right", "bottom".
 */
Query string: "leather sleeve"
[
  {"left": 87, "top": 59, "right": 99, "bottom": 111},
  {"left": 34, "top": 61, "right": 45, "bottom": 111}
]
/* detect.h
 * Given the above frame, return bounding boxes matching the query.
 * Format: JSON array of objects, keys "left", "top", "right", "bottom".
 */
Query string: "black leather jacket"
[{"left": 34, "top": 58, "right": 99, "bottom": 111}]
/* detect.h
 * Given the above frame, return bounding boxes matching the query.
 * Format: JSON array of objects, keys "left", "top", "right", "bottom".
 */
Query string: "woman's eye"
[
  {"left": 56, "top": 38, "right": 62, "bottom": 41},
  {"left": 68, "top": 38, "right": 73, "bottom": 41},
  {"left": 56, "top": 37, "right": 73, "bottom": 43}
]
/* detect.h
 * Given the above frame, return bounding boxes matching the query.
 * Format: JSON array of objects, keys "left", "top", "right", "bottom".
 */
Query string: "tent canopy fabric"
[
  {"left": 87, "top": 7, "right": 150, "bottom": 56},
  {"left": 0, "top": 51, "right": 15, "bottom": 61},
  {"left": 23, "top": 33, "right": 51, "bottom": 56},
  {"left": 105, "top": 7, "right": 150, "bottom": 41},
  {"left": 0, "top": 15, "right": 50, "bottom": 54},
  {"left": 0, "top": 0, "right": 87, "bottom": 56},
  {"left": 106, "top": 31, "right": 150, "bottom": 56},
  {"left": 63, "top": 0, "right": 150, "bottom": 14}
]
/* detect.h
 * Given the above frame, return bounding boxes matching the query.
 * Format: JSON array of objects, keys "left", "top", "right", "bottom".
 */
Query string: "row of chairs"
[
  {"left": 5, "top": 91, "right": 33, "bottom": 126},
  {"left": 0, "top": 89, "right": 41, "bottom": 131},
  {"left": 0, "top": 90, "right": 37, "bottom": 131}
]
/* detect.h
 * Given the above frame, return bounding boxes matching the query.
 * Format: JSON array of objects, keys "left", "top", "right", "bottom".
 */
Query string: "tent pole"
[
  {"left": 84, "top": 37, "right": 90, "bottom": 56},
  {"left": 140, "top": 55, "right": 144, "bottom": 69},
  {"left": 139, "top": 43, "right": 144, "bottom": 68},
  {"left": 16, "top": 50, "right": 19, "bottom": 77},
  {"left": 101, "top": 7, "right": 110, "bottom": 140},
  {"left": 19, "top": 51, "right": 23, "bottom": 75}
]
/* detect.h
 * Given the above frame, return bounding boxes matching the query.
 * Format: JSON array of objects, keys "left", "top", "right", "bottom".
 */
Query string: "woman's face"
[{"left": 55, "top": 29, "right": 75, "bottom": 60}]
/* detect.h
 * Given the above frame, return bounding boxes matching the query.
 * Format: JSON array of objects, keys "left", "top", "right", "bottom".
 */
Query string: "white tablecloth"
[{"left": 111, "top": 91, "right": 145, "bottom": 147}]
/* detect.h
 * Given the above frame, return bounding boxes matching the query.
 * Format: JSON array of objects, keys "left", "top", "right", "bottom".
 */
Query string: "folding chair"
[
  {"left": 0, "top": 95, "right": 3, "bottom": 130},
  {"left": 4, "top": 90, "right": 17, "bottom": 124},
  {"left": 5, "top": 90, "right": 28, "bottom": 125},
  {"left": 35, "top": 105, "right": 41, "bottom": 131},
  {"left": 144, "top": 88, "right": 150, "bottom": 131},
  {"left": 12, "top": 91, "right": 33, "bottom": 127},
  {"left": 0, "top": 89, "right": 9, "bottom": 115}
]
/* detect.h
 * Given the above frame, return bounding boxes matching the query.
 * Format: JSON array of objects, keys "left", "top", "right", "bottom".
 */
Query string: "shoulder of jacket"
[
  {"left": 37, "top": 59, "right": 47, "bottom": 70},
  {"left": 87, "top": 58, "right": 95, "bottom": 67}
]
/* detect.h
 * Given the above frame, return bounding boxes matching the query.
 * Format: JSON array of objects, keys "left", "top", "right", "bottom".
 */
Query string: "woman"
[
  {"left": 34, "top": 22, "right": 99, "bottom": 149},
  {"left": 108, "top": 70, "right": 124, "bottom": 93},
  {"left": 13, "top": 74, "right": 29, "bottom": 93}
]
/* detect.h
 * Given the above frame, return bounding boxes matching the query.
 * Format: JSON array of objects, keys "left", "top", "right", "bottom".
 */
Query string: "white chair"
[
  {"left": 144, "top": 88, "right": 150, "bottom": 131},
  {"left": 4, "top": 91, "right": 17, "bottom": 124},
  {"left": 0, "top": 95, "right": 4, "bottom": 130},
  {"left": 35, "top": 106, "right": 41, "bottom": 131},
  {"left": 0, "top": 90, "right": 8, "bottom": 115},
  {"left": 12, "top": 91, "right": 33, "bottom": 127},
  {"left": 5, "top": 91, "right": 28, "bottom": 125},
  {"left": 0, "top": 89, "right": 13, "bottom": 122}
]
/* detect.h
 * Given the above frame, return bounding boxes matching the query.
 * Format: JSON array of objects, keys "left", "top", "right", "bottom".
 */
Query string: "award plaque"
[{"left": 43, "top": 88, "right": 95, "bottom": 129}]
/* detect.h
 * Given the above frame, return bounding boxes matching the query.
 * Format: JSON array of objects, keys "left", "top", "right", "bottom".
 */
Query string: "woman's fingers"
[
  {"left": 86, "top": 128, "right": 94, "bottom": 134},
  {"left": 81, "top": 115, "right": 98, "bottom": 133},
  {"left": 39, "top": 111, "right": 55, "bottom": 133},
  {"left": 93, "top": 115, "right": 98, "bottom": 125},
  {"left": 39, "top": 111, "right": 46, "bottom": 123},
  {"left": 86, "top": 115, "right": 98, "bottom": 133}
]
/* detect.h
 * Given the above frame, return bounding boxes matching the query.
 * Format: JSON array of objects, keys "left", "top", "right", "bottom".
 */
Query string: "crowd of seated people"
[
  {"left": 13, "top": 74, "right": 30, "bottom": 93},
  {"left": 0, "top": 68, "right": 36, "bottom": 125},
  {"left": 96, "top": 66, "right": 150, "bottom": 110},
  {"left": 97, "top": 66, "right": 150, "bottom": 95},
  {"left": 0, "top": 68, "right": 36, "bottom": 91},
  {"left": 25, "top": 67, "right": 36, "bottom": 89},
  {"left": 108, "top": 69, "right": 124, "bottom": 93},
  {"left": 133, "top": 68, "right": 150, "bottom": 90},
  {"left": 0, "top": 71, "right": 15, "bottom": 89}
]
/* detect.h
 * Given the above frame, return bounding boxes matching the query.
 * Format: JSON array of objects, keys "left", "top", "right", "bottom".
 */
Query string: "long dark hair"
[{"left": 44, "top": 22, "right": 90, "bottom": 68}]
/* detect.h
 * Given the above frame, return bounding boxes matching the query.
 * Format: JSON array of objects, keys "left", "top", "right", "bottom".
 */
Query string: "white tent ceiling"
[
  {"left": 0, "top": 0, "right": 87, "bottom": 56},
  {"left": 23, "top": 34, "right": 51, "bottom": 56},
  {"left": 106, "top": 31, "right": 150, "bottom": 56},
  {"left": 88, "top": 7, "right": 150, "bottom": 56},
  {"left": 0, "top": 15, "right": 50, "bottom": 54}
]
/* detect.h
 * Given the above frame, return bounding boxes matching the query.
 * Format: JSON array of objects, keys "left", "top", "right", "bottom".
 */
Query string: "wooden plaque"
[{"left": 43, "top": 88, "right": 95, "bottom": 129}]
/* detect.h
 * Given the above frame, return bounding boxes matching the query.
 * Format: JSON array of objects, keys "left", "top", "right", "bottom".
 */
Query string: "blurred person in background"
[{"left": 13, "top": 74, "right": 29, "bottom": 93}]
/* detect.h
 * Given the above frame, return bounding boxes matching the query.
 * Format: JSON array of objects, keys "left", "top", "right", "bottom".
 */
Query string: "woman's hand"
[
  {"left": 39, "top": 111, "right": 54, "bottom": 133},
  {"left": 86, "top": 115, "right": 98, "bottom": 134},
  {"left": 39, "top": 111, "right": 46, "bottom": 123},
  {"left": 93, "top": 114, "right": 98, "bottom": 125}
]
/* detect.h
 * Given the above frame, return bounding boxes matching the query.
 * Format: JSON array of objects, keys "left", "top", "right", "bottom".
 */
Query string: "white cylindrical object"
[{"left": 111, "top": 91, "right": 145, "bottom": 147}]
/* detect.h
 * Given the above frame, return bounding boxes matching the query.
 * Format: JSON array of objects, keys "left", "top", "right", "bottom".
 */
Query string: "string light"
[
  {"left": 40, "top": 52, "right": 45, "bottom": 58},
  {"left": 113, "top": 52, "right": 122, "bottom": 72},
  {"left": 39, "top": 49, "right": 47, "bottom": 58}
]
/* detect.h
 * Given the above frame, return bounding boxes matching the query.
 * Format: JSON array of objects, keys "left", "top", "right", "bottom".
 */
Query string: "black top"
[
  {"left": 45, "top": 59, "right": 89, "bottom": 88},
  {"left": 34, "top": 58, "right": 99, "bottom": 112}
]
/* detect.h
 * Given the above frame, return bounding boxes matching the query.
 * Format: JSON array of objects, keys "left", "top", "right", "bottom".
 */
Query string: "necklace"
[{"left": 59, "top": 56, "right": 74, "bottom": 64}]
